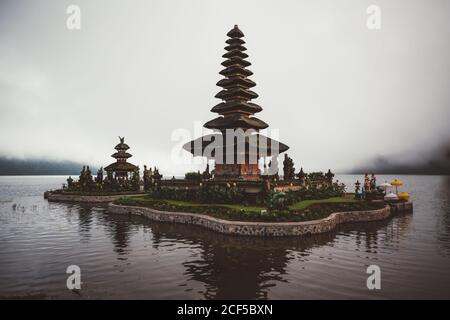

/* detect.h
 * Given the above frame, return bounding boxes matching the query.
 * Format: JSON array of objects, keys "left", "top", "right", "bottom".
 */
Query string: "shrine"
[
  {"left": 183, "top": 25, "right": 289, "bottom": 181},
  {"left": 43, "top": 23, "right": 413, "bottom": 237},
  {"left": 104, "top": 137, "right": 139, "bottom": 180}
]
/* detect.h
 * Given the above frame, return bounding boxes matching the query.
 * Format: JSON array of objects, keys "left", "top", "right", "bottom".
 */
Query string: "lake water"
[{"left": 0, "top": 175, "right": 449, "bottom": 299}]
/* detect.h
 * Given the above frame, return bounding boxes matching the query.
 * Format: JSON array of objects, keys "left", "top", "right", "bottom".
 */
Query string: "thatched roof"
[
  {"left": 111, "top": 152, "right": 132, "bottom": 159},
  {"left": 104, "top": 162, "right": 138, "bottom": 172},
  {"left": 114, "top": 143, "right": 130, "bottom": 151},
  {"left": 204, "top": 115, "right": 268, "bottom": 130},
  {"left": 183, "top": 132, "right": 289, "bottom": 159}
]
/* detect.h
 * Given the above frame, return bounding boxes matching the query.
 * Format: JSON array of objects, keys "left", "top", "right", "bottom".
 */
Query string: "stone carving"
[
  {"left": 95, "top": 167, "right": 103, "bottom": 184},
  {"left": 283, "top": 154, "right": 295, "bottom": 180},
  {"left": 364, "top": 173, "right": 371, "bottom": 192},
  {"left": 325, "top": 169, "right": 334, "bottom": 184},
  {"left": 67, "top": 176, "right": 74, "bottom": 189},
  {"left": 202, "top": 163, "right": 212, "bottom": 180},
  {"left": 297, "top": 167, "right": 306, "bottom": 185},
  {"left": 143, "top": 165, "right": 153, "bottom": 191},
  {"left": 370, "top": 173, "right": 377, "bottom": 191}
]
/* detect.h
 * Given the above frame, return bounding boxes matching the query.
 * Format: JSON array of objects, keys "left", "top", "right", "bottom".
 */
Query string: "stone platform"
[
  {"left": 44, "top": 191, "right": 144, "bottom": 203},
  {"left": 107, "top": 203, "right": 393, "bottom": 237},
  {"left": 388, "top": 201, "right": 413, "bottom": 214}
]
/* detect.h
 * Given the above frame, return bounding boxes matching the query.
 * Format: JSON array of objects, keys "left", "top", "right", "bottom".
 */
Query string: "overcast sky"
[{"left": 1, "top": 0, "right": 449, "bottom": 175}]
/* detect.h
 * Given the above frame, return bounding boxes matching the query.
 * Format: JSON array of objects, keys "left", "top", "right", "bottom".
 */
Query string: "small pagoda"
[
  {"left": 104, "top": 137, "right": 139, "bottom": 179},
  {"left": 183, "top": 25, "right": 289, "bottom": 180}
]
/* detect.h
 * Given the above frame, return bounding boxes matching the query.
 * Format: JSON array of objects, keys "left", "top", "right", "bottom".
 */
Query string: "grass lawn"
[
  {"left": 166, "top": 200, "right": 265, "bottom": 213},
  {"left": 288, "top": 197, "right": 358, "bottom": 211},
  {"left": 116, "top": 195, "right": 378, "bottom": 223},
  {"left": 130, "top": 197, "right": 265, "bottom": 213},
  {"left": 125, "top": 195, "right": 357, "bottom": 213}
]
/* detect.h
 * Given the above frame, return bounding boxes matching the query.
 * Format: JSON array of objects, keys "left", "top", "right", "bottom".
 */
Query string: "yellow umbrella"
[
  {"left": 390, "top": 179, "right": 403, "bottom": 194},
  {"left": 398, "top": 192, "right": 410, "bottom": 200}
]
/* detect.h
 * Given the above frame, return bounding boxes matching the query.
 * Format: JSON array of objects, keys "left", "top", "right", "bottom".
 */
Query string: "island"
[{"left": 45, "top": 25, "right": 412, "bottom": 236}]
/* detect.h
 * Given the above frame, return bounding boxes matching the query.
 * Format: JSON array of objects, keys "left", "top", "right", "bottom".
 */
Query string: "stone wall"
[
  {"left": 273, "top": 185, "right": 302, "bottom": 192},
  {"left": 107, "top": 203, "right": 392, "bottom": 237},
  {"left": 44, "top": 192, "right": 143, "bottom": 204},
  {"left": 389, "top": 201, "right": 413, "bottom": 214}
]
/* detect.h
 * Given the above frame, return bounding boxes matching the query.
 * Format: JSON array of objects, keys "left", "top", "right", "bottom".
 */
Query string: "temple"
[
  {"left": 104, "top": 137, "right": 139, "bottom": 179},
  {"left": 183, "top": 25, "right": 289, "bottom": 180}
]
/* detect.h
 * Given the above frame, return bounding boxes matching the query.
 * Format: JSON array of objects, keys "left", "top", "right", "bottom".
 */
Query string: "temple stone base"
[
  {"left": 214, "top": 163, "right": 260, "bottom": 181},
  {"left": 388, "top": 201, "right": 413, "bottom": 213},
  {"left": 107, "top": 203, "right": 392, "bottom": 237},
  {"left": 44, "top": 191, "right": 144, "bottom": 203}
]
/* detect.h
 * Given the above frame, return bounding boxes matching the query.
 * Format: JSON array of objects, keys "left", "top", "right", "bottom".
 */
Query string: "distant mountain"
[
  {"left": 349, "top": 158, "right": 450, "bottom": 175},
  {"left": 0, "top": 157, "right": 94, "bottom": 176},
  {"left": 349, "top": 141, "right": 450, "bottom": 175}
]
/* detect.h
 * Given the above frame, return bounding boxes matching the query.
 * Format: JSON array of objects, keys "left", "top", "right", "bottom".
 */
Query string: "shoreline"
[
  {"left": 107, "top": 203, "right": 394, "bottom": 237},
  {"left": 44, "top": 191, "right": 145, "bottom": 203},
  {"left": 44, "top": 190, "right": 412, "bottom": 236}
]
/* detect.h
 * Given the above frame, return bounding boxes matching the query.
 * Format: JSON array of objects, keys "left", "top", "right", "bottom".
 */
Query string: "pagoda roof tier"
[
  {"left": 217, "top": 77, "right": 256, "bottom": 89},
  {"left": 223, "top": 50, "right": 248, "bottom": 59},
  {"left": 204, "top": 114, "right": 268, "bottom": 130},
  {"left": 104, "top": 162, "right": 138, "bottom": 173},
  {"left": 221, "top": 57, "right": 251, "bottom": 68},
  {"left": 215, "top": 88, "right": 258, "bottom": 101},
  {"left": 224, "top": 44, "right": 247, "bottom": 51},
  {"left": 211, "top": 101, "right": 262, "bottom": 115},
  {"left": 227, "top": 25, "right": 245, "bottom": 38},
  {"left": 183, "top": 133, "right": 289, "bottom": 158},
  {"left": 219, "top": 66, "right": 253, "bottom": 77},
  {"left": 226, "top": 38, "right": 245, "bottom": 45},
  {"left": 188, "top": 25, "right": 290, "bottom": 165},
  {"left": 114, "top": 143, "right": 130, "bottom": 151},
  {"left": 111, "top": 152, "right": 132, "bottom": 159}
]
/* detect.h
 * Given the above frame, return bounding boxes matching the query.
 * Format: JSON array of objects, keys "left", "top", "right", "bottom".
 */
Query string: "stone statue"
[
  {"left": 202, "top": 163, "right": 212, "bottom": 180},
  {"left": 370, "top": 173, "right": 377, "bottom": 191},
  {"left": 325, "top": 169, "right": 334, "bottom": 184},
  {"left": 261, "top": 173, "right": 271, "bottom": 194},
  {"left": 143, "top": 165, "right": 152, "bottom": 191},
  {"left": 132, "top": 167, "right": 140, "bottom": 191},
  {"left": 297, "top": 167, "right": 306, "bottom": 185},
  {"left": 96, "top": 167, "right": 103, "bottom": 184},
  {"left": 85, "top": 166, "right": 94, "bottom": 189},
  {"left": 79, "top": 166, "right": 86, "bottom": 189},
  {"left": 67, "top": 176, "right": 74, "bottom": 189},
  {"left": 283, "top": 154, "right": 295, "bottom": 180},
  {"left": 355, "top": 180, "right": 361, "bottom": 193},
  {"left": 152, "top": 167, "right": 162, "bottom": 191},
  {"left": 152, "top": 167, "right": 162, "bottom": 181},
  {"left": 103, "top": 171, "right": 112, "bottom": 189},
  {"left": 364, "top": 173, "right": 370, "bottom": 192}
]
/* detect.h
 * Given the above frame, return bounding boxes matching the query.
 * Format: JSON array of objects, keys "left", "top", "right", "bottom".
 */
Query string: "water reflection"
[
  {"left": 146, "top": 222, "right": 332, "bottom": 299},
  {"left": 75, "top": 205, "right": 93, "bottom": 243},
  {"left": 102, "top": 213, "right": 133, "bottom": 258},
  {"left": 133, "top": 215, "right": 411, "bottom": 299},
  {"left": 62, "top": 203, "right": 134, "bottom": 258},
  {"left": 51, "top": 198, "right": 416, "bottom": 299}
]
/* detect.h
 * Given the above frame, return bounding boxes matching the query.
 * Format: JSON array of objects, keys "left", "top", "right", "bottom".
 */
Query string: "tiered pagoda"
[
  {"left": 104, "top": 137, "right": 139, "bottom": 179},
  {"left": 183, "top": 25, "right": 289, "bottom": 180}
]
